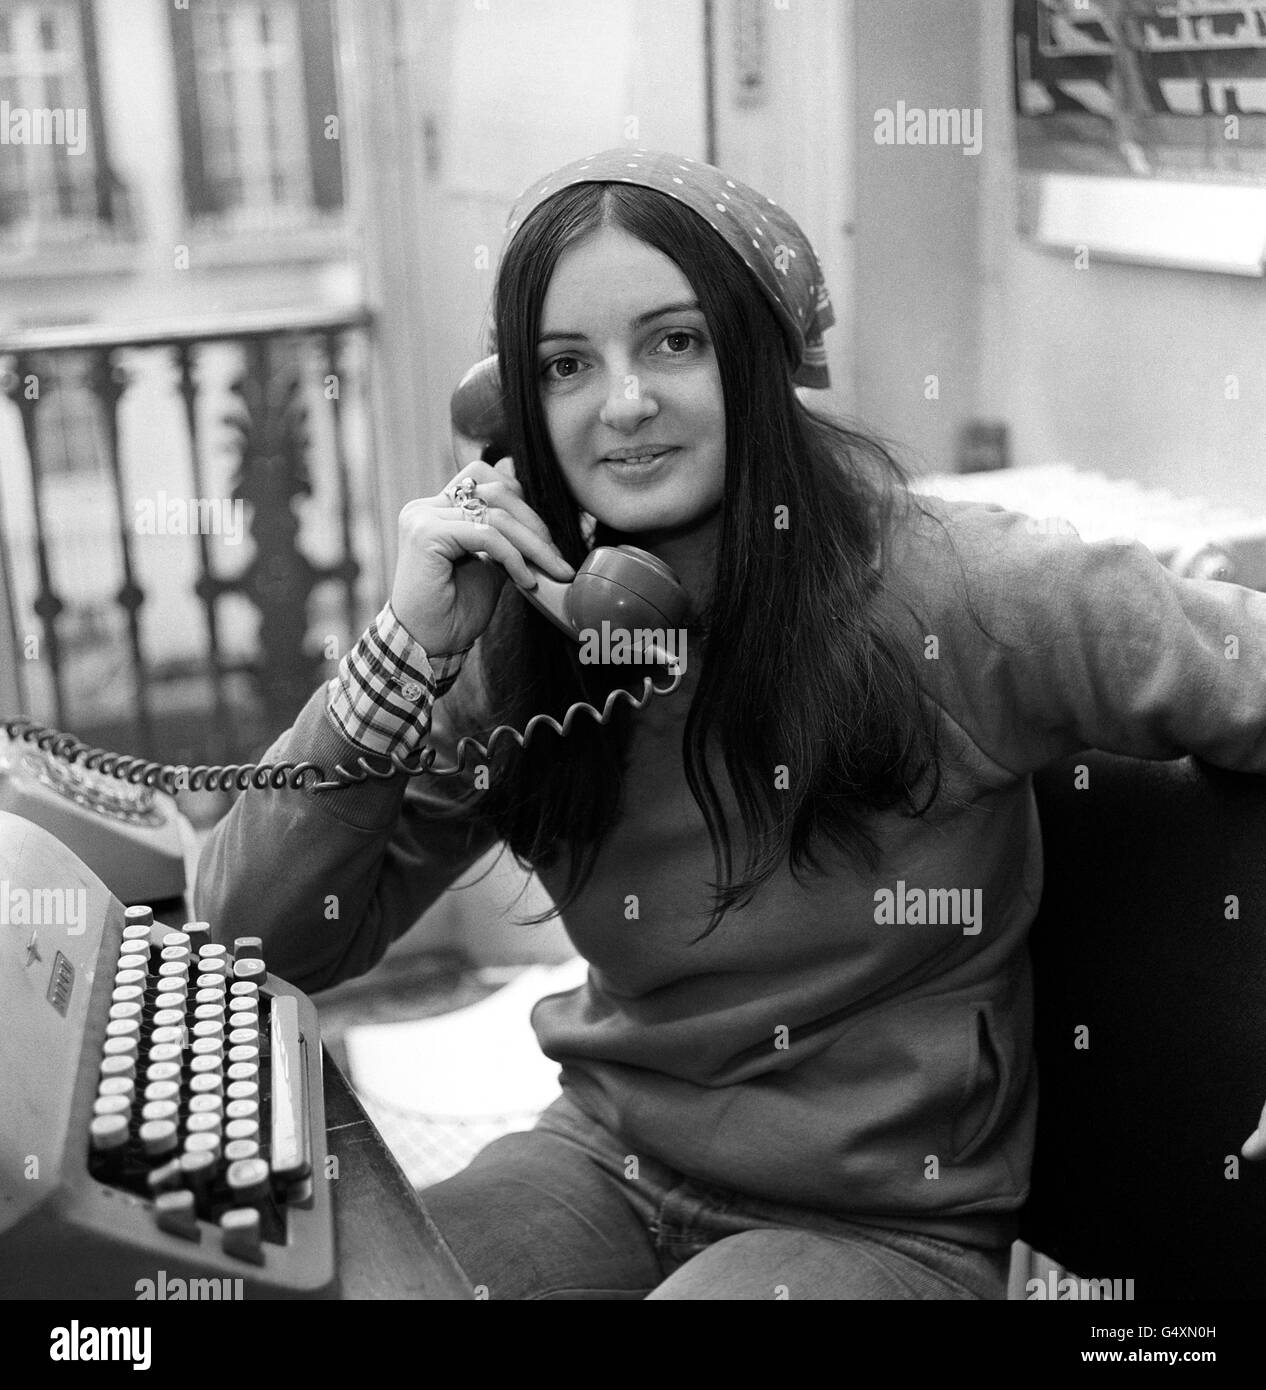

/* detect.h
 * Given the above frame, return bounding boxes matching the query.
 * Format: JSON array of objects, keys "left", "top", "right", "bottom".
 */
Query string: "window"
[
  {"left": 170, "top": 0, "right": 343, "bottom": 226},
  {"left": 0, "top": 0, "right": 113, "bottom": 239}
]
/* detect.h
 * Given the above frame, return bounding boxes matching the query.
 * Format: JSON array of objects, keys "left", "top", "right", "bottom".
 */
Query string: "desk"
[{"left": 323, "top": 1048, "right": 473, "bottom": 1299}]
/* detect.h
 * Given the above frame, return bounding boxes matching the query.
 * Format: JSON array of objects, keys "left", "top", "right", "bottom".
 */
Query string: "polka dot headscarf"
[{"left": 502, "top": 148, "right": 835, "bottom": 389}]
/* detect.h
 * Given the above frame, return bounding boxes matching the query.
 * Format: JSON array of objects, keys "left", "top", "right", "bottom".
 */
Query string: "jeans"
[{"left": 420, "top": 1090, "right": 1012, "bottom": 1300}]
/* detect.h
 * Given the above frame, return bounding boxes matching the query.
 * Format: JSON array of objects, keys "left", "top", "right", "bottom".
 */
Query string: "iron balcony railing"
[{"left": 0, "top": 305, "right": 380, "bottom": 794}]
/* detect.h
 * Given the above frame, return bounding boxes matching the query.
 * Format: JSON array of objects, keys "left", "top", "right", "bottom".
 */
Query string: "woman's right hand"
[{"left": 389, "top": 456, "right": 576, "bottom": 655}]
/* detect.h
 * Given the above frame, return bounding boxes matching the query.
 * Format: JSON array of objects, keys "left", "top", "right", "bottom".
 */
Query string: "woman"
[{"left": 198, "top": 149, "right": 1266, "bottom": 1299}]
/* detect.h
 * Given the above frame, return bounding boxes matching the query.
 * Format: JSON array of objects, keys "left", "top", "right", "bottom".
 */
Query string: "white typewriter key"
[
  {"left": 93, "top": 1094, "right": 131, "bottom": 1117},
  {"left": 230, "top": 980, "right": 259, "bottom": 999},
  {"left": 113, "top": 968, "right": 146, "bottom": 989},
  {"left": 196, "top": 962, "right": 228, "bottom": 983},
  {"left": 196, "top": 972, "right": 226, "bottom": 989},
  {"left": 182, "top": 920, "right": 211, "bottom": 942},
  {"left": 195, "top": 984, "right": 225, "bottom": 1002},
  {"left": 224, "top": 1118, "right": 259, "bottom": 1143},
  {"left": 194, "top": 1003, "right": 225, "bottom": 1021},
  {"left": 191, "top": 1039, "right": 223, "bottom": 1060},
  {"left": 186, "top": 1112, "right": 221, "bottom": 1135},
  {"left": 108, "top": 1001, "right": 143, "bottom": 1022},
  {"left": 106, "top": 1017, "right": 141, "bottom": 1039},
  {"left": 184, "top": 1131, "right": 221, "bottom": 1161},
  {"left": 152, "top": 1008, "right": 185, "bottom": 1028},
  {"left": 190, "top": 1054, "right": 223, "bottom": 1074},
  {"left": 154, "top": 990, "right": 186, "bottom": 1010},
  {"left": 233, "top": 936, "right": 263, "bottom": 956},
  {"left": 90, "top": 1114, "right": 129, "bottom": 1151},
  {"left": 188, "top": 1093, "right": 222, "bottom": 1115},
  {"left": 180, "top": 1149, "right": 217, "bottom": 1195},
  {"left": 224, "top": 1139, "right": 260, "bottom": 1163},
  {"left": 219, "top": 1207, "right": 264, "bottom": 1264},
  {"left": 124, "top": 905, "right": 154, "bottom": 925},
  {"left": 146, "top": 1062, "right": 182, "bottom": 1085},
  {"left": 160, "top": 944, "right": 191, "bottom": 963},
  {"left": 159, "top": 929, "right": 190, "bottom": 949},
  {"left": 100, "top": 1055, "right": 135, "bottom": 1080},
  {"left": 228, "top": 1028, "right": 258, "bottom": 1047},
  {"left": 190, "top": 1072, "right": 223, "bottom": 1095},
  {"left": 123, "top": 918, "right": 153, "bottom": 939},
  {"left": 228, "top": 1044, "right": 259, "bottom": 1065},
  {"left": 146, "top": 1046, "right": 182, "bottom": 1068},
  {"left": 227, "top": 1061, "right": 258, "bottom": 1082},
  {"left": 103, "top": 1036, "right": 139, "bottom": 1060},
  {"left": 150, "top": 1025, "right": 185, "bottom": 1047},
  {"left": 116, "top": 953, "right": 148, "bottom": 973},
  {"left": 141, "top": 1100, "right": 179, "bottom": 1123},
  {"left": 158, "top": 961, "right": 189, "bottom": 979},
  {"left": 228, "top": 1012, "right": 258, "bottom": 1033},
  {"left": 193, "top": 1019, "right": 224, "bottom": 1040},
  {"left": 146, "top": 1159, "right": 184, "bottom": 1196},
  {"left": 154, "top": 1190, "right": 200, "bottom": 1240},
  {"left": 226, "top": 1157, "right": 270, "bottom": 1204},
  {"left": 145, "top": 1080, "right": 181, "bottom": 1102},
  {"left": 226, "top": 1080, "right": 258, "bottom": 1102},
  {"left": 111, "top": 984, "right": 144, "bottom": 1004},
  {"left": 98, "top": 1076, "right": 135, "bottom": 1099},
  {"left": 198, "top": 943, "right": 228, "bottom": 961},
  {"left": 233, "top": 958, "right": 266, "bottom": 983},
  {"left": 139, "top": 1119, "right": 179, "bottom": 1157}
]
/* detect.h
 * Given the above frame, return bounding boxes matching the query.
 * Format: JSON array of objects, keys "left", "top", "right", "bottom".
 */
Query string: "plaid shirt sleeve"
[{"left": 326, "top": 603, "right": 470, "bottom": 758}]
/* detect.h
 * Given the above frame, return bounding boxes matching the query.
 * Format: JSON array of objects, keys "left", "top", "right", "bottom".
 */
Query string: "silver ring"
[
  {"left": 459, "top": 497, "right": 489, "bottom": 525},
  {"left": 444, "top": 475, "right": 478, "bottom": 505}
]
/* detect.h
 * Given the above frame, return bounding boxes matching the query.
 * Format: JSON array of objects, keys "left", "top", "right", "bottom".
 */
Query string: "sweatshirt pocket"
[{"left": 950, "top": 1002, "right": 1011, "bottom": 1163}]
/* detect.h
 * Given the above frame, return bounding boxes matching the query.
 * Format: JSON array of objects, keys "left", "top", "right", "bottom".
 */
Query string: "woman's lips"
[{"left": 601, "top": 447, "right": 678, "bottom": 477}]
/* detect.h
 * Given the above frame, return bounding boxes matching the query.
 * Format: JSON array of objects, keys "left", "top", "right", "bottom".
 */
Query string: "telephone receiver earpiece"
[{"left": 451, "top": 356, "right": 690, "bottom": 643}]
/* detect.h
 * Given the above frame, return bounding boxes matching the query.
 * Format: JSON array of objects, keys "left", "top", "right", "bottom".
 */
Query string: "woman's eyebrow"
[{"left": 538, "top": 300, "right": 702, "bottom": 347}]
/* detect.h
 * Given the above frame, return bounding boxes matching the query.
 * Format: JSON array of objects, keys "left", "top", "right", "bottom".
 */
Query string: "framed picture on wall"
[{"left": 1013, "top": 0, "right": 1266, "bottom": 273}]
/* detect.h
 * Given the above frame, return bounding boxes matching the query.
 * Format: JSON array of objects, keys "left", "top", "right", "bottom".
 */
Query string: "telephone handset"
[
  {"left": 0, "top": 357, "right": 688, "bottom": 826},
  {"left": 449, "top": 355, "right": 690, "bottom": 638}
]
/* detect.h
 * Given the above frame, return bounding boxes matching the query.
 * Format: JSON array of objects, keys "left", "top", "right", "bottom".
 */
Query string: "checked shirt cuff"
[{"left": 326, "top": 604, "right": 470, "bottom": 758}]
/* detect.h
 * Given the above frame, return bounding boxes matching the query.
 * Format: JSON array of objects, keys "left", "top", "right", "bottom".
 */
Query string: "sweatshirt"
[{"left": 195, "top": 496, "right": 1266, "bottom": 1248}]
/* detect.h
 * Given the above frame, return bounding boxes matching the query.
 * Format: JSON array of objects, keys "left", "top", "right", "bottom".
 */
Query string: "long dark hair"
[{"left": 441, "top": 181, "right": 952, "bottom": 937}]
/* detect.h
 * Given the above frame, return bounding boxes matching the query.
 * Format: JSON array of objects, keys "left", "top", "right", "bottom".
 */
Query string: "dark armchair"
[{"left": 1022, "top": 751, "right": 1266, "bottom": 1299}]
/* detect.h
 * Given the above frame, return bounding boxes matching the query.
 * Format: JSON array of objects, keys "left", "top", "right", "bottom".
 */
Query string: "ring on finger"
[
  {"left": 444, "top": 475, "right": 478, "bottom": 505},
  {"left": 459, "top": 496, "right": 489, "bottom": 525}
]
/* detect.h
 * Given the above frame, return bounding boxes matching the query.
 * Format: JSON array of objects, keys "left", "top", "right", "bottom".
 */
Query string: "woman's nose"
[{"left": 599, "top": 371, "right": 659, "bottom": 432}]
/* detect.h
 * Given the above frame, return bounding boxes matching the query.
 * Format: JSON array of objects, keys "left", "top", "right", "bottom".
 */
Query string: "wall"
[
  {"left": 851, "top": 0, "right": 1266, "bottom": 511},
  {"left": 850, "top": 0, "right": 985, "bottom": 474},
  {"left": 975, "top": 0, "right": 1266, "bottom": 512}
]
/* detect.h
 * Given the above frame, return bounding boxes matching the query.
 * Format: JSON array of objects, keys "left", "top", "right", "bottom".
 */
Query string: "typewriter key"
[
  {"left": 146, "top": 1158, "right": 185, "bottom": 1196},
  {"left": 139, "top": 1119, "right": 178, "bottom": 1158},
  {"left": 184, "top": 1131, "right": 221, "bottom": 1161},
  {"left": 89, "top": 1114, "right": 129, "bottom": 1151},
  {"left": 219, "top": 1206, "right": 263, "bottom": 1264},
  {"left": 154, "top": 1189, "right": 200, "bottom": 1240}
]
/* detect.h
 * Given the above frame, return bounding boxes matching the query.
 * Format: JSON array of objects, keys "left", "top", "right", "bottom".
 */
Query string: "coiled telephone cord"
[{"left": 2, "top": 661, "right": 682, "bottom": 797}]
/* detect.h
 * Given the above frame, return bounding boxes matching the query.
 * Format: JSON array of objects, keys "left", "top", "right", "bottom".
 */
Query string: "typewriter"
[{"left": 0, "top": 810, "right": 337, "bottom": 1298}]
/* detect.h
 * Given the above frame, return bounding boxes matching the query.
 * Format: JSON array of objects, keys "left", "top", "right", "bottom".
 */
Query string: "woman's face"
[{"left": 536, "top": 225, "right": 727, "bottom": 540}]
